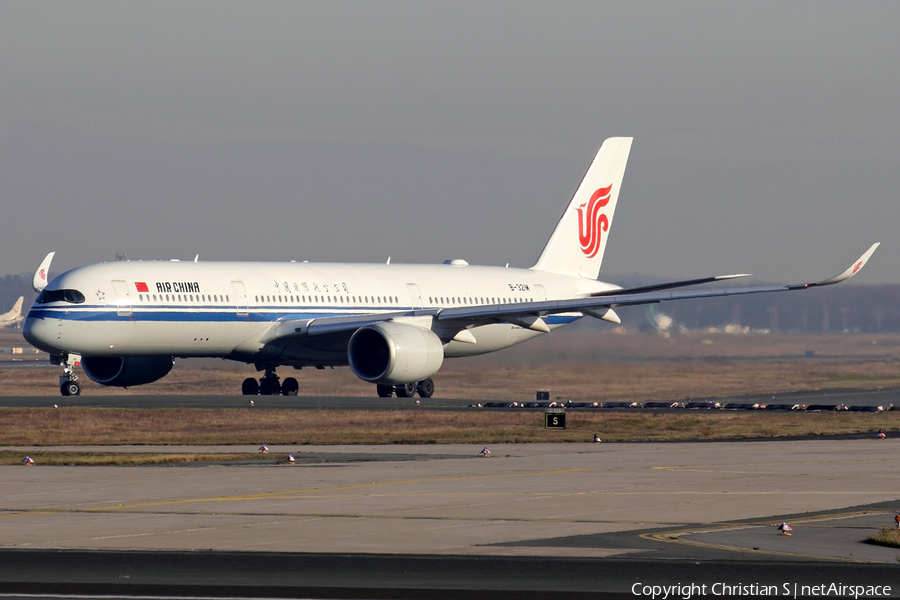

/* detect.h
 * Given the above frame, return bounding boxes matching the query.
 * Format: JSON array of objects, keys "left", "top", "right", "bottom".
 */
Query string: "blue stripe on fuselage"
[{"left": 27, "top": 306, "right": 582, "bottom": 326}]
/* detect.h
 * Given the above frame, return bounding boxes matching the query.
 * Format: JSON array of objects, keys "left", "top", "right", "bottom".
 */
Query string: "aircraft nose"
[{"left": 23, "top": 316, "right": 59, "bottom": 354}]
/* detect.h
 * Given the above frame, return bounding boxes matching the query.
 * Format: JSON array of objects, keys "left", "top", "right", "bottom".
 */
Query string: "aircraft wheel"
[
  {"left": 259, "top": 377, "right": 281, "bottom": 396},
  {"left": 376, "top": 384, "right": 394, "bottom": 398},
  {"left": 61, "top": 381, "right": 81, "bottom": 397},
  {"left": 242, "top": 378, "right": 259, "bottom": 395},
  {"left": 395, "top": 382, "right": 417, "bottom": 398},
  {"left": 282, "top": 377, "right": 299, "bottom": 396},
  {"left": 417, "top": 378, "right": 434, "bottom": 398}
]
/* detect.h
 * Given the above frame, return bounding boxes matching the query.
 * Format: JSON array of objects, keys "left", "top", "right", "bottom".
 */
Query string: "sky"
[{"left": 1, "top": 1, "right": 898, "bottom": 284}]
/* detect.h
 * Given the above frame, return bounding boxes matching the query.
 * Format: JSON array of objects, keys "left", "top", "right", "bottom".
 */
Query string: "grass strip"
[
  {"left": 0, "top": 450, "right": 272, "bottom": 466},
  {"left": 867, "top": 528, "right": 900, "bottom": 549},
  {"left": 1, "top": 407, "right": 898, "bottom": 446}
]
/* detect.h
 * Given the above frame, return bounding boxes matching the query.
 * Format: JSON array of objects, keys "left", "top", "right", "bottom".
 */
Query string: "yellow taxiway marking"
[
  {"left": 0, "top": 466, "right": 612, "bottom": 516},
  {"left": 642, "top": 509, "right": 894, "bottom": 564},
  {"left": 1, "top": 490, "right": 884, "bottom": 523},
  {"left": 2, "top": 457, "right": 892, "bottom": 518},
  {"left": 651, "top": 457, "right": 889, "bottom": 470}
]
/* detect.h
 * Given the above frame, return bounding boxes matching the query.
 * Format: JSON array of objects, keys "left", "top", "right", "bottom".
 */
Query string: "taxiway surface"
[{"left": 2, "top": 439, "right": 899, "bottom": 597}]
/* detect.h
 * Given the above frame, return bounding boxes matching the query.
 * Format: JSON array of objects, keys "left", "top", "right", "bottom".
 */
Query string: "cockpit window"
[{"left": 36, "top": 289, "right": 86, "bottom": 304}]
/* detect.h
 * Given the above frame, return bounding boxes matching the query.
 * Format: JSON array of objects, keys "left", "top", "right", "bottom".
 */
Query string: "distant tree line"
[
  {"left": 616, "top": 282, "right": 900, "bottom": 334},
  {"left": 0, "top": 274, "right": 34, "bottom": 315}
]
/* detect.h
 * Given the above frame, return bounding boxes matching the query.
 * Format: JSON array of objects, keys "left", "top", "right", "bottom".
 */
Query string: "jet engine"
[
  {"left": 348, "top": 322, "right": 444, "bottom": 385},
  {"left": 82, "top": 356, "right": 175, "bottom": 387}
]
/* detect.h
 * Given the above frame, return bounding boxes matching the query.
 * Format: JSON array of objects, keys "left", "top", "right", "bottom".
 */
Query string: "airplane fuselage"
[{"left": 24, "top": 260, "right": 613, "bottom": 365}]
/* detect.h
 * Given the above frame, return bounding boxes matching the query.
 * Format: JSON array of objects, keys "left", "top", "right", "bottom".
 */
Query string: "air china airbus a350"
[{"left": 24, "top": 137, "right": 878, "bottom": 397}]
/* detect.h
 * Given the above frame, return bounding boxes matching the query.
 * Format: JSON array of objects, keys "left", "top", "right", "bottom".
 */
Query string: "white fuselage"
[{"left": 24, "top": 260, "right": 617, "bottom": 366}]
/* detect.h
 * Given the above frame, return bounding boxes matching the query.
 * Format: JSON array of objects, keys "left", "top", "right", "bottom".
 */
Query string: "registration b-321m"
[{"left": 23, "top": 138, "right": 879, "bottom": 397}]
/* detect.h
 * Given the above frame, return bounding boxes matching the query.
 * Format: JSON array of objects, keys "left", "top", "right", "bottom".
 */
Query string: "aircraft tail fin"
[
  {"left": 11, "top": 296, "right": 23, "bottom": 315},
  {"left": 33, "top": 252, "right": 55, "bottom": 292},
  {"left": 531, "top": 137, "right": 632, "bottom": 279}
]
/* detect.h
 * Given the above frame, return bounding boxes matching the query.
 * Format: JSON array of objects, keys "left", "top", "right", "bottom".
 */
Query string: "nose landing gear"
[{"left": 52, "top": 353, "right": 81, "bottom": 396}]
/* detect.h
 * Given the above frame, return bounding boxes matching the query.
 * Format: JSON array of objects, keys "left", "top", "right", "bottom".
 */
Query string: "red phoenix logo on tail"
[{"left": 577, "top": 185, "right": 612, "bottom": 258}]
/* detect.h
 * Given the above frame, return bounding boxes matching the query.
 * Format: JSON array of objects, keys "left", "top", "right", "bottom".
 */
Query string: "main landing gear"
[
  {"left": 376, "top": 378, "right": 434, "bottom": 399},
  {"left": 52, "top": 353, "right": 81, "bottom": 396},
  {"left": 242, "top": 366, "right": 299, "bottom": 396}
]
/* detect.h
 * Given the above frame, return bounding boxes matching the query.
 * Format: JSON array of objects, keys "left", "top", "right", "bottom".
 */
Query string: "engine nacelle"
[
  {"left": 82, "top": 356, "right": 174, "bottom": 387},
  {"left": 348, "top": 322, "right": 444, "bottom": 385}
]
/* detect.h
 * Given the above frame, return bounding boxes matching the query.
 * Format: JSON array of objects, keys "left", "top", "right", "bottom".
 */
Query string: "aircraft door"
[
  {"left": 406, "top": 283, "right": 422, "bottom": 310},
  {"left": 232, "top": 281, "right": 249, "bottom": 317},
  {"left": 111, "top": 280, "right": 132, "bottom": 317},
  {"left": 534, "top": 284, "right": 547, "bottom": 301}
]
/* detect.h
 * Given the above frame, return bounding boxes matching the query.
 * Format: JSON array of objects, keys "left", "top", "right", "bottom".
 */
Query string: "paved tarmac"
[{"left": 2, "top": 439, "right": 899, "bottom": 597}]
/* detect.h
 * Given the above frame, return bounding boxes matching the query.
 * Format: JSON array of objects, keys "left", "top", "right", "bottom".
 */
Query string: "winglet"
[
  {"left": 798, "top": 243, "right": 879, "bottom": 289},
  {"left": 32, "top": 252, "right": 55, "bottom": 292}
]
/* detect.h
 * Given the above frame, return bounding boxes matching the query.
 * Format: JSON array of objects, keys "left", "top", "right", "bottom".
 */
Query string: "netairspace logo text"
[{"left": 631, "top": 582, "right": 892, "bottom": 599}]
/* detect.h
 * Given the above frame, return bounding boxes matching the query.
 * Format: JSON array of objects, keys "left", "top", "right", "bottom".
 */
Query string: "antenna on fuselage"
[
  {"left": 194, "top": 255, "right": 199, "bottom": 263},
  {"left": 386, "top": 257, "right": 391, "bottom": 265}
]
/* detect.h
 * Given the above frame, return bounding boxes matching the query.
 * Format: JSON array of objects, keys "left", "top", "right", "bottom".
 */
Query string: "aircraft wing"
[
  {"left": 436, "top": 243, "right": 880, "bottom": 329},
  {"left": 437, "top": 243, "right": 879, "bottom": 329},
  {"left": 264, "top": 243, "right": 878, "bottom": 342},
  {"left": 259, "top": 311, "right": 411, "bottom": 343},
  {"left": 590, "top": 274, "right": 749, "bottom": 297}
]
